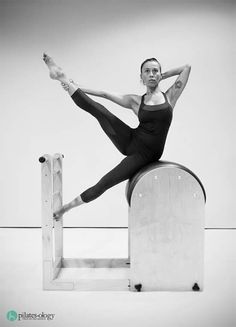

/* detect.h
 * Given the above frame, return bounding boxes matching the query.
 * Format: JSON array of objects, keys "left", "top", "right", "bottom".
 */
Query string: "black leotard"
[
  {"left": 71, "top": 88, "right": 173, "bottom": 202},
  {"left": 133, "top": 92, "right": 173, "bottom": 159}
]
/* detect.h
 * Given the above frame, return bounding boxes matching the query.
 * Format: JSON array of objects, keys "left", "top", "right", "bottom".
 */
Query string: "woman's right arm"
[
  {"left": 80, "top": 87, "right": 139, "bottom": 111},
  {"left": 62, "top": 82, "right": 139, "bottom": 113}
]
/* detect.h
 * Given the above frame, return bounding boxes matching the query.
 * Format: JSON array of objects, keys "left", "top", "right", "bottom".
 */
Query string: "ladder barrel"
[{"left": 39, "top": 154, "right": 206, "bottom": 292}]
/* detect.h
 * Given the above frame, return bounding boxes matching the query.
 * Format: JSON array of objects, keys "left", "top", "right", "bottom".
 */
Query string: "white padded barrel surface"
[{"left": 126, "top": 161, "right": 206, "bottom": 292}]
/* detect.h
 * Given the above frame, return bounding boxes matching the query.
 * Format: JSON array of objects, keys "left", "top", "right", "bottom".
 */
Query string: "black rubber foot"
[
  {"left": 192, "top": 283, "right": 200, "bottom": 291},
  {"left": 39, "top": 156, "right": 46, "bottom": 163},
  {"left": 134, "top": 284, "right": 142, "bottom": 292}
]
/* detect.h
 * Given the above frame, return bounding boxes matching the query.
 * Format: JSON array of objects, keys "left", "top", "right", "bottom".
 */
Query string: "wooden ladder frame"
[{"left": 39, "top": 153, "right": 130, "bottom": 291}]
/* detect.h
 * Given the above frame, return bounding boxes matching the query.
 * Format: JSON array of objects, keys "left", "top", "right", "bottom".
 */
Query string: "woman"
[{"left": 43, "top": 54, "right": 191, "bottom": 219}]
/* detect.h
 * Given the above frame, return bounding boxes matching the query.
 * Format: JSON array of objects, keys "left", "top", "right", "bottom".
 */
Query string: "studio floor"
[{"left": 0, "top": 228, "right": 235, "bottom": 327}]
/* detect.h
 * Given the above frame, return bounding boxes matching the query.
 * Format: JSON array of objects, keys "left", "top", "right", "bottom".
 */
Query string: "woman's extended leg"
[
  {"left": 43, "top": 53, "right": 133, "bottom": 155},
  {"left": 80, "top": 153, "right": 150, "bottom": 202},
  {"left": 53, "top": 152, "right": 151, "bottom": 219}
]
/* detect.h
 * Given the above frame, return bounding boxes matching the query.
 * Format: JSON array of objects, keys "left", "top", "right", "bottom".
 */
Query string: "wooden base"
[{"left": 43, "top": 258, "right": 130, "bottom": 291}]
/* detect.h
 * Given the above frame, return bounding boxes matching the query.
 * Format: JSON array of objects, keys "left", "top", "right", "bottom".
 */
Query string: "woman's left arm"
[{"left": 161, "top": 65, "right": 191, "bottom": 109}]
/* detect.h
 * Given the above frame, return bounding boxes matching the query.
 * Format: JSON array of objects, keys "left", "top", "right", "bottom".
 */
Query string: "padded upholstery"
[{"left": 125, "top": 160, "right": 206, "bottom": 206}]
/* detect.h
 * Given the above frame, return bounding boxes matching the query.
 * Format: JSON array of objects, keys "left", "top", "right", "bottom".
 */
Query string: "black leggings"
[{"left": 71, "top": 88, "right": 154, "bottom": 203}]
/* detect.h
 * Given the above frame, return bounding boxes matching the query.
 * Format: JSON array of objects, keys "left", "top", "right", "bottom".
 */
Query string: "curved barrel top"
[{"left": 125, "top": 160, "right": 206, "bottom": 205}]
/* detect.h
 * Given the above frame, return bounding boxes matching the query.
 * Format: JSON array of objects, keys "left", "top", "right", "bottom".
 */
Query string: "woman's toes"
[
  {"left": 53, "top": 208, "right": 63, "bottom": 218},
  {"left": 53, "top": 204, "right": 68, "bottom": 220},
  {"left": 53, "top": 212, "right": 61, "bottom": 220},
  {"left": 43, "top": 53, "right": 49, "bottom": 63},
  {"left": 43, "top": 53, "right": 54, "bottom": 65}
]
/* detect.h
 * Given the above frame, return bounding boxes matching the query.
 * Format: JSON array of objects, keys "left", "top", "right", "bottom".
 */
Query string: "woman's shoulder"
[
  {"left": 131, "top": 94, "right": 143, "bottom": 104},
  {"left": 130, "top": 94, "right": 143, "bottom": 116}
]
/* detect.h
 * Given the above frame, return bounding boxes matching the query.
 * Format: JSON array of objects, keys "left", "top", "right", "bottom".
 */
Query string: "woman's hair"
[{"left": 140, "top": 58, "right": 162, "bottom": 74}]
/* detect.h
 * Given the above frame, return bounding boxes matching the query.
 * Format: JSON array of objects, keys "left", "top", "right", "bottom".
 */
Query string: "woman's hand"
[{"left": 160, "top": 72, "right": 167, "bottom": 81}]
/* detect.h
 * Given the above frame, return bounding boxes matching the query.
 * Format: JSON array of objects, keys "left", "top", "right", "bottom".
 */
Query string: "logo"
[
  {"left": 7, "top": 311, "right": 18, "bottom": 321},
  {"left": 6, "top": 310, "right": 56, "bottom": 321}
]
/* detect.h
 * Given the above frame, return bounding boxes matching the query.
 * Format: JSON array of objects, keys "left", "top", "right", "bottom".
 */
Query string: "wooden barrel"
[{"left": 125, "top": 160, "right": 206, "bottom": 291}]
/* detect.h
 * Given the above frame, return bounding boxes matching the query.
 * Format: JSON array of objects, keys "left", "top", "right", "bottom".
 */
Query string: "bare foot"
[
  {"left": 53, "top": 196, "right": 85, "bottom": 220},
  {"left": 43, "top": 53, "right": 67, "bottom": 82},
  {"left": 53, "top": 204, "right": 70, "bottom": 221}
]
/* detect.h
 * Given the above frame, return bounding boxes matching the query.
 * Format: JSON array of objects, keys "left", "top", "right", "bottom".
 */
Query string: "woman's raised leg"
[
  {"left": 70, "top": 88, "right": 133, "bottom": 155},
  {"left": 43, "top": 53, "right": 133, "bottom": 155}
]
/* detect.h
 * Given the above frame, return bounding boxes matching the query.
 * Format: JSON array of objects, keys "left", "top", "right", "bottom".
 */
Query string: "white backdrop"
[{"left": 1, "top": 0, "right": 235, "bottom": 227}]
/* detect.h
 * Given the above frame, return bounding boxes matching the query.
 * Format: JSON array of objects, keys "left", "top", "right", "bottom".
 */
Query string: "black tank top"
[{"left": 134, "top": 92, "right": 173, "bottom": 157}]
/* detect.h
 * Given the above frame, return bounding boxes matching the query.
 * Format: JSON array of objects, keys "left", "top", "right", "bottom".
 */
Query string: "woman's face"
[{"left": 141, "top": 61, "right": 162, "bottom": 87}]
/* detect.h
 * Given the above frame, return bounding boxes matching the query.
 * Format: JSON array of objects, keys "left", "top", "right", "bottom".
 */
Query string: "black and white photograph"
[{"left": 1, "top": 0, "right": 235, "bottom": 326}]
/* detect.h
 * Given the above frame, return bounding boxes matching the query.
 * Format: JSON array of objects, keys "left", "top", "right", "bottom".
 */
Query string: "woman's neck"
[{"left": 146, "top": 85, "right": 161, "bottom": 95}]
